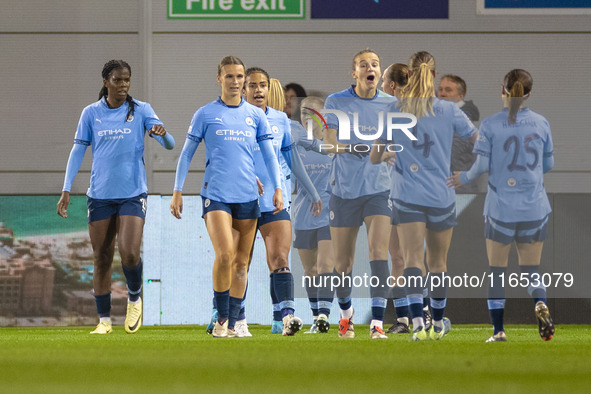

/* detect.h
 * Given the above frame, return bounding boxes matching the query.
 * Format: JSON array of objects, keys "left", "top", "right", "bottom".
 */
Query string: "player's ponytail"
[
  {"left": 268, "top": 78, "right": 286, "bottom": 112},
  {"left": 504, "top": 69, "right": 533, "bottom": 125},
  {"left": 399, "top": 51, "right": 435, "bottom": 119}
]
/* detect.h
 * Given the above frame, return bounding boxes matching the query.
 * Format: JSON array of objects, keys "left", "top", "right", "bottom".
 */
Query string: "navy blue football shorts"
[
  {"left": 293, "top": 225, "right": 331, "bottom": 249},
  {"left": 201, "top": 197, "right": 260, "bottom": 220},
  {"left": 87, "top": 193, "right": 147, "bottom": 223},
  {"left": 484, "top": 215, "right": 549, "bottom": 245},
  {"left": 329, "top": 191, "right": 390, "bottom": 228},
  {"left": 257, "top": 208, "right": 291, "bottom": 228},
  {"left": 390, "top": 199, "right": 457, "bottom": 231}
]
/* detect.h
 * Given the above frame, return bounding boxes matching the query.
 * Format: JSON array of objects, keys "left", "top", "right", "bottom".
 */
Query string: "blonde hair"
[
  {"left": 267, "top": 78, "right": 286, "bottom": 112},
  {"left": 399, "top": 51, "right": 436, "bottom": 119}
]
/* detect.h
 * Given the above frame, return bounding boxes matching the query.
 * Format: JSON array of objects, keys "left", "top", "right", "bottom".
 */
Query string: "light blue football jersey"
[
  {"left": 292, "top": 133, "right": 332, "bottom": 231},
  {"left": 253, "top": 107, "right": 290, "bottom": 212},
  {"left": 291, "top": 120, "right": 320, "bottom": 152},
  {"left": 387, "top": 98, "right": 477, "bottom": 207},
  {"left": 324, "top": 86, "right": 392, "bottom": 199},
  {"left": 73, "top": 97, "right": 163, "bottom": 199},
  {"left": 475, "top": 107, "right": 553, "bottom": 222},
  {"left": 187, "top": 98, "right": 274, "bottom": 203}
]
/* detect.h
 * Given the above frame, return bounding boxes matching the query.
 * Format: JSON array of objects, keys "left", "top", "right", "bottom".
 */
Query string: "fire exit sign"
[{"left": 168, "top": 0, "right": 305, "bottom": 19}]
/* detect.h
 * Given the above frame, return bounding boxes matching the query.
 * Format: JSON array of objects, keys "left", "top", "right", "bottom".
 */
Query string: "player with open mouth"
[{"left": 322, "top": 49, "right": 394, "bottom": 339}]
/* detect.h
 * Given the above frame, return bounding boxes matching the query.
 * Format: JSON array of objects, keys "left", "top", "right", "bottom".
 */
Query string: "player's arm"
[
  {"left": 259, "top": 137, "right": 283, "bottom": 214},
  {"left": 284, "top": 146, "right": 322, "bottom": 216},
  {"left": 170, "top": 136, "right": 200, "bottom": 219},
  {"left": 542, "top": 121, "right": 554, "bottom": 174},
  {"left": 57, "top": 142, "right": 89, "bottom": 218},
  {"left": 149, "top": 124, "right": 175, "bottom": 150},
  {"left": 144, "top": 103, "right": 175, "bottom": 150},
  {"left": 322, "top": 128, "right": 350, "bottom": 154},
  {"left": 447, "top": 153, "right": 489, "bottom": 189}
]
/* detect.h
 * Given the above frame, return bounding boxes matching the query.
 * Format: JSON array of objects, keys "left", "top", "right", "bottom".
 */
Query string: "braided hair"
[{"left": 99, "top": 59, "right": 135, "bottom": 121}]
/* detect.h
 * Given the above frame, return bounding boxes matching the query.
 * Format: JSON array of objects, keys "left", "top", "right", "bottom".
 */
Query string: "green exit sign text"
[{"left": 168, "top": 0, "right": 305, "bottom": 19}]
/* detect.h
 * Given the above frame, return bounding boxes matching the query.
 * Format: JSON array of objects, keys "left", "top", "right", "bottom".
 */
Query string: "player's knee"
[
  {"left": 93, "top": 249, "right": 113, "bottom": 267},
  {"left": 120, "top": 251, "right": 140, "bottom": 268},
  {"left": 217, "top": 250, "right": 234, "bottom": 267},
  {"left": 269, "top": 253, "right": 289, "bottom": 271}
]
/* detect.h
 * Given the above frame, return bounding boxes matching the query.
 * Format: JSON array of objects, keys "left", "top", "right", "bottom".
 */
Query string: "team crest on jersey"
[
  {"left": 126, "top": 114, "right": 134, "bottom": 122},
  {"left": 410, "top": 163, "right": 419, "bottom": 173},
  {"left": 245, "top": 117, "right": 254, "bottom": 126},
  {"left": 507, "top": 178, "right": 516, "bottom": 187},
  {"left": 271, "top": 125, "right": 279, "bottom": 134},
  {"left": 204, "top": 199, "right": 211, "bottom": 208}
]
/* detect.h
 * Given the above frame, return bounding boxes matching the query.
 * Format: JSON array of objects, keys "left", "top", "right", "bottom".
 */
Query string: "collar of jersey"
[
  {"left": 100, "top": 96, "right": 128, "bottom": 110},
  {"left": 348, "top": 85, "right": 379, "bottom": 100},
  {"left": 217, "top": 96, "right": 244, "bottom": 108},
  {"left": 501, "top": 107, "right": 530, "bottom": 113}
]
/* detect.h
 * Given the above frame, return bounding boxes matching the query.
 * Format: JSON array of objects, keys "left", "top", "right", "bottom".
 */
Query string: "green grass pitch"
[{"left": 1, "top": 324, "right": 590, "bottom": 393}]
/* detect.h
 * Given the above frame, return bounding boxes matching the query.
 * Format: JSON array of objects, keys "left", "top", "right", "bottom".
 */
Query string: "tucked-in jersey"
[
  {"left": 292, "top": 122, "right": 333, "bottom": 231},
  {"left": 73, "top": 97, "right": 163, "bottom": 199},
  {"left": 188, "top": 98, "right": 273, "bottom": 203},
  {"left": 254, "top": 107, "right": 291, "bottom": 212},
  {"left": 324, "top": 86, "right": 392, "bottom": 199},
  {"left": 475, "top": 107, "right": 553, "bottom": 222},
  {"left": 386, "top": 98, "right": 477, "bottom": 207}
]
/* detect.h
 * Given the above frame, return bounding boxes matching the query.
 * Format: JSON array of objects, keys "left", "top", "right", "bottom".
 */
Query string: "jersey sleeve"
[
  {"left": 452, "top": 103, "right": 477, "bottom": 140},
  {"left": 74, "top": 107, "right": 93, "bottom": 146},
  {"left": 291, "top": 120, "right": 322, "bottom": 152},
  {"left": 281, "top": 117, "right": 292, "bottom": 151},
  {"left": 187, "top": 108, "right": 205, "bottom": 143},
  {"left": 323, "top": 95, "right": 339, "bottom": 130},
  {"left": 542, "top": 118, "right": 554, "bottom": 159},
  {"left": 255, "top": 108, "right": 272, "bottom": 142},
  {"left": 142, "top": 102, "right": 164, "bottom": 131},
  {"left": 473, "top": 120, "right": 491, "bottom": 158}
]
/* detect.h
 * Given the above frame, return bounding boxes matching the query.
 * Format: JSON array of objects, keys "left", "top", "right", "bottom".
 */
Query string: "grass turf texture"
[{"left": 1, "top": 325, "right": 590, "bottom": 393}]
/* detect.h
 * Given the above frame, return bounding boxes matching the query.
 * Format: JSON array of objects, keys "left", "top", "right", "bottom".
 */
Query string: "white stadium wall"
[{"left": 1, "top": 0, "right": 590, "bottom": 194}]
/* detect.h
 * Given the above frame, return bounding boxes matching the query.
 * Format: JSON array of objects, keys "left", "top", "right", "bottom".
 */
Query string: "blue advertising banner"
[
  {"left": 311, "top": 0, "right": 449, "bottom": 19},
  {"left": 478, "top": 0, "right": 591, "bottom": 14},
  {"left": 485, "top": 0, "right": 591, "bottom": 7}
]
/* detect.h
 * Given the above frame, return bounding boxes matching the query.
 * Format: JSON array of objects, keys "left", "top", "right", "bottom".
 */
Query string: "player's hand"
[
  {"left": 272, "top": 189, "right": 283, "bottom": 215},
  {"left": 309, "top": 200, "right": 322, "bottom": 217},
  {"left": 382, "top": 151, "right": 397, "bottom": 166},
  {"left": 57, "top": 191, "right": 70, "bottom": 218},
  {"left": 170, "top": 191, "right": 183, "bottom": 219},
  {"left": 256, "top": 178, "right": 264, "bottom": 195},
  {"left": 446, "top": 171, "right": 463, "bottom": 189},
  {"left": 149, "top": 124, "right": 167, "bottom": 136}
]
